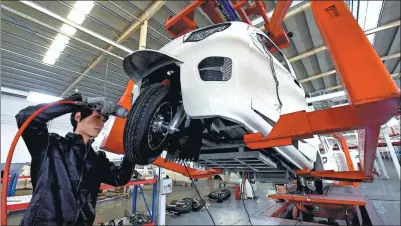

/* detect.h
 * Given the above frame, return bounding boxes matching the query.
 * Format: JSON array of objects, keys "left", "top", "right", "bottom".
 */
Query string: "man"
[{"left": 16, "top": 93, "right": 135, "bottom": 225}]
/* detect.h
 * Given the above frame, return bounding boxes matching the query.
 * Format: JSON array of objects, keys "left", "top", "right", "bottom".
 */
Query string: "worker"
[{"left": 15, "top": 93, "right": 135, "bottom": 226}]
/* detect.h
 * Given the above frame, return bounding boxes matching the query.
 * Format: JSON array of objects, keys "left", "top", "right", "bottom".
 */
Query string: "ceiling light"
[
  {"left": 332, "top": 103, "right": 349, "bottom": 108},
  {"left": 67, "top": 9, "right": 86, "bottom": 24},
  {"left": 60, "top": 24, "right": 77, "bottom": 36},
  {"left": 49, "top": 40, "right": 67, "bottom": 52},
  {"left": 45, "top": 49, "right": 61, "bottom": 59},
  {"left": 26, "top": 91, "right": 62, "bottom": 103},
  {"left": 54, "top": 34, "right": 70, "bottom": 45},
  {"left": 74, "top": 1, "right": 95, "bottom": 15},
  {"left": 43, "top": 55, "right": 57, "bottom": 65}
]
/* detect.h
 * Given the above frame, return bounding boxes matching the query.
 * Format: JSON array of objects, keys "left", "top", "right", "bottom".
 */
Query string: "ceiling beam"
[
  {"left": 288, "top": 20, "right": 401, "bottom": 63},
  {"left": 20, "top": 1, "right": 134, "bottom": 54},
  {"left": 60, "top": 1, "right": 167, "bottom": 97},
  {"left": 312, "top": 72, "right": 400, "bottom": 95},
  {"left": 299, "top": 52, "right": 400, "bottom": 83},
  {"left": 0, "top": 4, "right": 124, "bottom": 60}
]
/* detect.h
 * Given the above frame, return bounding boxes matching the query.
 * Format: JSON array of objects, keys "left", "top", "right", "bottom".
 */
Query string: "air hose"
[{"left": 1, "top": 100, "right": 75, "bottom": 225}]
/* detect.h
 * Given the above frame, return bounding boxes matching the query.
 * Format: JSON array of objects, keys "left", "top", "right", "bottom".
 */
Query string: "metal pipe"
[
  {"left": 167, "top": 106, "right": 186, "bottom": 134},
  {"left": 60, "top": 1, "right": 166, "bottom": 97},
  {"left": 1, "top": 48, "right": 126, "bottom": 88},
  {"left": 19, "top": 1, "right": 134, "bottom": 53},
  {"left": 288, "top": 20, "right": 401, "bottom": 63},
  {"left": 300, "top": 52, "right": 400, "bottom": 83},
  {"left": 2, "top": 17, "right": 99, "bottom": 58},
  {"left": 1, "top": 81, "right": 102, "bottom": 100},
  {"left": 56, "top": 0, "right": 140, "bottom": 45},
  {"left": 1, "top": 32, "right": 126, "bottom": 77},
  {"left": 382, "top": 125, "right": 401, "bottom": 179},
  {"left": 1, "top": 18, "right": 124, "bottom": 70},
  {"left": 1, "top": 41, "right": 128, "bottom": 83},
  {"left": 365, "top": 20, "right": 401, "bottom": 35},
  {"left": 93, "top": 1, "right": 166, "bottom": 45},
  {"left": 1, "top": 64, "right": 122, "bottom": 97},
  {"left": 2, "top": 71, "right": 121, "bottom": 98},
  {"left": 0, "top": 5, "right": 125, "bottom": 60},
  {"left": 108, "top": 1, "right": 170, "bottom": 42},
  {"left": 375, "top": 147, "right": 390, "bottom": 179}
]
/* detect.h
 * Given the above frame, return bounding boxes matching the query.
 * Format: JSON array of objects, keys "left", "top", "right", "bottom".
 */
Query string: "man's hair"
[{"left": 70, "top": 108, "right": 95, "bottom": 132}]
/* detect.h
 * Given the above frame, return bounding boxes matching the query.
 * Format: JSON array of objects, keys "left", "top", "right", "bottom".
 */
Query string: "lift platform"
[{"left": 268, "top": 186, "right": 383, "bottom": 225}]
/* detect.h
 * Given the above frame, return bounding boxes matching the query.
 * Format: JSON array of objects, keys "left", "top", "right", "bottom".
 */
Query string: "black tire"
[
  {"left": 192, "top": 199, "right": 206, "bottom": 211},
  {"left": 208, "top": 191, "right": 228, "bottom": 202},
  {"left": 124, "top": 83, "right": 172, "bottom": 165},
  {"left": 172, "top": 199, "right": 193, "bottom": 213},
  {"left": 221, "top": 189, "right": 231, "bottom": 199}
]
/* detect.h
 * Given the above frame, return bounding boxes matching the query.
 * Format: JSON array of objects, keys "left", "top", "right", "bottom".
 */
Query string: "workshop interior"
[{"left": 1, "top": 0, "right": 400, "bottom": 225}]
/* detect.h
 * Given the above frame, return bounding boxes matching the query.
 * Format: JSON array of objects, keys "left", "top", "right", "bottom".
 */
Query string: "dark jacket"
[{"left": 16, "top": 94, "right": 135, "bottom": 226}]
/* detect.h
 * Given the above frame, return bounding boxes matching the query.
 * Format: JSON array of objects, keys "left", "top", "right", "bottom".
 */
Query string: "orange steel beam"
[
  {"left": 268, "top": 193, "right": 366, "bottom": 206},
  {"left": 164, "top": 0, "right": 204, "bottom": 38},
  {"left": 244, "top": 1, "right": 401, "bottom": 178},
  {"left": 296, "top": 170, "right": 372, "bottom": 182},
  {"left": 271, "top": 201, "right": 292, "bottom": 217},
  {"left": 152, "top": 157, "right": 222, "bottom": 179},
  {"left": 333, "top": 133, "right": 359, "bottom": 186},
  {"left": 265, "top": 0, "right": 292, "bottom": 48}
]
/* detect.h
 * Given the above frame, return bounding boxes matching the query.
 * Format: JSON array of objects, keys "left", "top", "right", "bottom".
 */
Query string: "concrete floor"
[{"left": 7, "top": 160, "right": 400, "bottom": 225}]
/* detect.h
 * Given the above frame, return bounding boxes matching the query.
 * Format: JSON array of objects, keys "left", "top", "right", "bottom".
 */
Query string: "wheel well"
[
  {"left": 140, "top": 63, "right": 180, "bottom": 90},
  {"left": 213, "top": 175, "right": 222, "bottom": 180}
]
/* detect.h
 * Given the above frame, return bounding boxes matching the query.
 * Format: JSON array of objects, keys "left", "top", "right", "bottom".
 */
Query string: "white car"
[{"left": 122, "top": 21, "right": 320, "bottom": 172}]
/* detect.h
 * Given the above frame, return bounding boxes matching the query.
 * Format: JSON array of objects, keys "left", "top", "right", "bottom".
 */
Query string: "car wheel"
[
  {"left": 192, "top": 198, "right": 206, "bottom": 211},
  {"left": 172, "top": 199, "right": 193, "bottom": 213},
  {"left": 124, "top": 83, "right": 173, "bottom": 165}
]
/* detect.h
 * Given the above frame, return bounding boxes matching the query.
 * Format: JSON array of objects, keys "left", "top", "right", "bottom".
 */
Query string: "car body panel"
[{"left": 128, "top": 22, "right": 320, "bottom": 170}]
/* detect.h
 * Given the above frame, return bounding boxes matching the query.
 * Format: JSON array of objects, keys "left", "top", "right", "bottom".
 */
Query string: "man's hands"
[
  {"left": 76, "top": 97, "right": 128, "bottom": 118},
  {"left": 83, "top": 97, "right": 116, "bottom": 115}
]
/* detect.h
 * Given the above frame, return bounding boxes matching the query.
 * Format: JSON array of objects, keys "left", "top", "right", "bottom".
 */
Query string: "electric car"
[{"left": 122, "top": 21, "right": 321, "bottom": 171}]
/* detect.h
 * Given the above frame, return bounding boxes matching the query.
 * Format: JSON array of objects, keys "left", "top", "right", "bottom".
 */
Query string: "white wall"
[{"left": 1, "top": 94, "right": 123, "bottom": 163}]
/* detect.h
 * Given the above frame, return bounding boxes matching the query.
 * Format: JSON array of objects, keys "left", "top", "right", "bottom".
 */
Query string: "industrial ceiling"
[{"left": 1, "top": 0, "right": 400, "bottom": 108}]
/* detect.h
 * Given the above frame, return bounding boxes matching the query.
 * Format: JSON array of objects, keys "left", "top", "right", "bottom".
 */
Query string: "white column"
[
  {"left": 139, "top": 19, "right": 148, "bottom": 50},
  {"left": 382, "top": 125, "right": 400, "bottom": 179},
  {"left": 157, "top": 151, "right": 167, "bottom": 225},
  {"left": 375, "top": 148, "right": 390, "bottom": 179}
]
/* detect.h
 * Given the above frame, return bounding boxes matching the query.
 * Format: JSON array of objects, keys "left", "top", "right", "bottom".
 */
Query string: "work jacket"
[{"left": 16, "top": 93, "right": 135, "bottom": 226}]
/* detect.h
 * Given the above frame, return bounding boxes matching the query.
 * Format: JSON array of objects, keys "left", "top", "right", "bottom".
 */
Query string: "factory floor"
[{"left": 7, "top": 160, "right": 400, "bottom": 225}]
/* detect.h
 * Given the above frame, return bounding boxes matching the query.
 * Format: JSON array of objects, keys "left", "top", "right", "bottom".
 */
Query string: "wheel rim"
[{"left": 148, "top": 102, "right": 172, "bottom": 150}]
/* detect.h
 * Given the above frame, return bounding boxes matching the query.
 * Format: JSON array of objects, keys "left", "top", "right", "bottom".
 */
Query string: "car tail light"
[{"left": 184, "top": 23, "right": 231, "bottom": 42}]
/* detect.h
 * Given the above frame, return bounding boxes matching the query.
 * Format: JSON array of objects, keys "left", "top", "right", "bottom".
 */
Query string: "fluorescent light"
[
  {"left": 43, "top": 55, "right": 57, "bottom": 65},
  {"left": 74, "top": 1, "right": 95, "bottom": 15},
  {"left": 26, "top": 91, "right": 62, "bottom": 103},
  {"left": 45, "top": 49, "right": 61, "bottom": 59},
  {"left": 306, "top": 91, "right": 346, "bottom": 103},
  {"left": 60, "top": 24, "right": 77, "bottom": 36},
  {"left": 42, "top": 1, "right": 93, "bottom": 66},
  {"left": 387, "top": 117, "right": 399, "bottom": 127},
  {"left": 332, "top": 103, "right": 349, "bottom": 108},
  {"left": 67, "top": 9, "right": 86, "bottom": 24}
]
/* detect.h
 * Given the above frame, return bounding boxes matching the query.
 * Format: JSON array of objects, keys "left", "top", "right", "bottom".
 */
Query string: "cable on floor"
[
  {"left": 241, "top": 169, "right": 253, "bottom": 226},
  {"left": 183, "top": 162, "right": 216, "bottom": 226}
]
